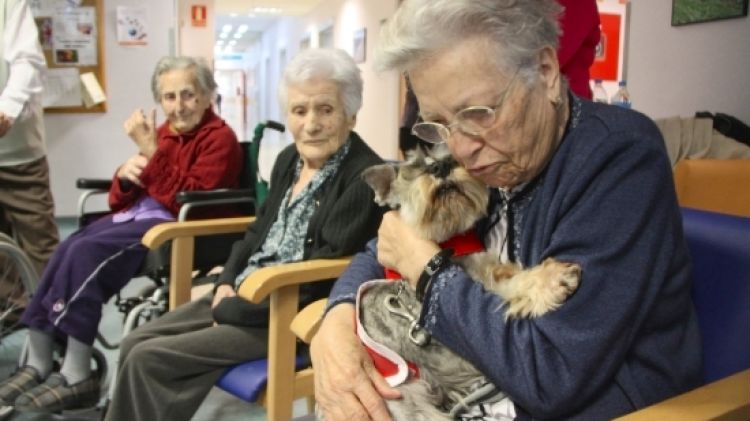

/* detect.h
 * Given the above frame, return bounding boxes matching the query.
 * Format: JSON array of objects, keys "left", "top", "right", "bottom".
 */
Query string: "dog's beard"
[{"left": 397, "top": 169, "right": 488, "bottom": 243}]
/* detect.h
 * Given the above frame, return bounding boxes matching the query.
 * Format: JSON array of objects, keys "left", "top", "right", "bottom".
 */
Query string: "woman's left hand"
[
  {"left": 124, "top": 108, "right": 157, "bottom": 158},
  {"left": 211, "top": 284, "right": 236, "bottom": 309},
  {"left": 377, "top": 210, "right": 440, "bottom": 288}
]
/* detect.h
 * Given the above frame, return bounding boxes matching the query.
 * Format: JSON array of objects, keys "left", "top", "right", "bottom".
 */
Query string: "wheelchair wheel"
[{"left": 0, "top": 233, "right": 38, "bottom": 379}]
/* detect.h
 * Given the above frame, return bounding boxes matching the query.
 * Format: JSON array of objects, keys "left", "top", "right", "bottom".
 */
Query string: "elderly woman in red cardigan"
[{"left": 0, "top": 56, "right": 242, "bottom": 412}]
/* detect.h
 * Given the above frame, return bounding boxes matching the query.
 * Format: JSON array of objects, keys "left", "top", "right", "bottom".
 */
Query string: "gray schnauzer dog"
[{"left": 354, "top": 145, "right": 580, "bottom": 420}]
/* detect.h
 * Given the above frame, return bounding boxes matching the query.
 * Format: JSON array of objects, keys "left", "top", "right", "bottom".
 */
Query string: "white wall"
[
  {"left": 177, "top": 0, "right": 215, "bottom": 63},
  {"left": 627, "top": 1, "right": 750, "bottom": 123},
  {"left": 46, "top": 0, "right": 175, "bottom": 216}
]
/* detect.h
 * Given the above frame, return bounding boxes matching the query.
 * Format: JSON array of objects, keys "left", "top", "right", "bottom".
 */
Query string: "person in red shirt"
[
  {"left": 0, "top": 56, "right": 242, "bottom": 413},
  {"left": 557, "top": 0, "right": 601, "bottom": 100}
]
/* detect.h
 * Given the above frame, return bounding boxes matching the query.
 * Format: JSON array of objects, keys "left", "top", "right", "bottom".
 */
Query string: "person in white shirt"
[{"left": 0, "top": 0, "right": 59, "bottom": 308}]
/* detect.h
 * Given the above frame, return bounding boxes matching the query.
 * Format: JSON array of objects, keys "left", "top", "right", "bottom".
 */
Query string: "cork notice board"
[{"left": 33, "top": 0, "right": 106, "bottom": 113}]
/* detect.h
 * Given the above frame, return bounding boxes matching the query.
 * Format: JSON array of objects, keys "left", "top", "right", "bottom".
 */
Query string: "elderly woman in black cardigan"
[{"left": 105, "top": 48, "right": 385, "bottom": 421}]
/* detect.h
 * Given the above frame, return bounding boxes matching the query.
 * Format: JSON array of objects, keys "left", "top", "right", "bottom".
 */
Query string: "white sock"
[
  {"left": 59, "top": 337, "right": 92, "bottom": 385},
  {"left": 26, "top": 329, "right": 54, "bottom": 379}
]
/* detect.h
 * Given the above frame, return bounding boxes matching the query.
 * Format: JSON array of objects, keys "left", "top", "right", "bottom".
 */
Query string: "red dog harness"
[{"left": 356, "top": 230, "right": 485, "bottom": 386}]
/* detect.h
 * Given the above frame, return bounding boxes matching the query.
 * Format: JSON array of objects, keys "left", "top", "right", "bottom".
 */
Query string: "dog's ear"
[{"left": 362, "top": 164, "right": 398, "bottom": 206}]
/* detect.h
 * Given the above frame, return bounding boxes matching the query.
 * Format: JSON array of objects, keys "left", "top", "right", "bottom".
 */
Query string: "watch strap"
[{"left": 416, "top": 248, "right": 454, "bottom": 301}]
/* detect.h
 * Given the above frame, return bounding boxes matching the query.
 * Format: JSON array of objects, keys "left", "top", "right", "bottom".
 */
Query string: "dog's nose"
[{"left": 428, "top": 160, "right": 453, "bottom": 178}]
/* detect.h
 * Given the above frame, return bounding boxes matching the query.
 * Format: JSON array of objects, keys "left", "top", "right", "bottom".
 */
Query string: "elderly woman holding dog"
[
  {"left": 0, "top": 56, "right": 242, "bottom": 412},
  {"left": 311, "top": 0, "right": 701, "bottom": 420},
  {"left": 103, "top": 48, "right": 385, "bottom": 421}
]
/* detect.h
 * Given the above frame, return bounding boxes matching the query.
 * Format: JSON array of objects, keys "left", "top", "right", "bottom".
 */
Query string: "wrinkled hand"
[
  {"left": 377, "top": 211, "right": 439, "bottom": 288},
  {"left": 0, "top": 112, "right": 13, "bottom": 137},
  {"left": 212, "top": 284, "right": 236, "bottom": 309},
  {"left": 123, "top": 108, "right": 157, "bottom": 158},
  {"left": 311, "top": 304, "right": 401, "bottom": 421},
  {"left": 115, "top": 154, "right": 148, "bottom": 187}
]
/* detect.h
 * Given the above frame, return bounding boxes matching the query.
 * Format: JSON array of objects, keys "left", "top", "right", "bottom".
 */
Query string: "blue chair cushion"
[
  {"left": 681, "top": 208, "right": 750, "bottom": 383},
  {"left": 216, "top": 354, "right": 311, "bottom": 402}
]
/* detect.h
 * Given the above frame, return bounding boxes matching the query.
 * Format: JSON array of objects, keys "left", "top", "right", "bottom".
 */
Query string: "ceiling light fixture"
[{"left": 221, "top": 24, "right": 232, "bottom": 32}]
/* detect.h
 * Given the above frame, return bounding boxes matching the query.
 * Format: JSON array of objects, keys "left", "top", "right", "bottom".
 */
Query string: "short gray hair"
[
  {"left": 375, "top": 0, "right": 561, "bottom": 81},
  {"left": 278, "top": 48, "right": 363, "bottom": 118},
  {"left": 151, "top": 56, "right": 218, "bottom": 102}
]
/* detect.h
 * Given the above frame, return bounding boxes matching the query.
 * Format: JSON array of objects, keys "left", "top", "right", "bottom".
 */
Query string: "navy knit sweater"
[{"left": 328, "top": 97, "right": 702, "bottom": 420}]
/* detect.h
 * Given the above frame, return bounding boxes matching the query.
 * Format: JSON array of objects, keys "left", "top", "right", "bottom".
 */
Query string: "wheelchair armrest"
[
  {"left": 175, "top": 188, "right": 256, "bottom": 204},
  {"left": 615, "top": 368, "right": 750, "bottom": 420},
  {"left": 291, "top": 298, "right": 328, "bottom": 344},
  {"left": 236, "top": 258, "right": 352, "bottom": 304},
  {"left": 175, "top": 188, "right": 256, "bottom": 222},
  {"left": 141, "top": 216, "right": 255, "bottom": 310},
  {"left": 76, "top": 178, "right": 112, "bottom": 190}
]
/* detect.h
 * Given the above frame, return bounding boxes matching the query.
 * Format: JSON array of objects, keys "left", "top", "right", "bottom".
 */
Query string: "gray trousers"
[{"left": 105, "top": 293, "right": 269, "bottom": 421}]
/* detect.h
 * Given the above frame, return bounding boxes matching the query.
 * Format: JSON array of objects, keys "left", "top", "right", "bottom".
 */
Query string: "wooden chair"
[
  {"left": 142, "top": 217, "right": 351, "bottom": 421},
  {"left": 673, "top": 159, "right": 750, "bottom": 217}
]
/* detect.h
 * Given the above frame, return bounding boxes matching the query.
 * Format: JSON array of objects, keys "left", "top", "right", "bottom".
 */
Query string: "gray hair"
[
  {"left": 278, "top": 48, "right": 363, "bottom": 118},
  {"left": 151, "top": 56, "right": 218, "bottom": 102},
  {"left": 375, "top": 0, "right": 562, "bottom": 82}
]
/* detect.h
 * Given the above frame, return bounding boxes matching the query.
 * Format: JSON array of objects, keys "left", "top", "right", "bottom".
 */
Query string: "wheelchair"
[{"left": 0, "top": 120, "right": 284, "bottom": 418}]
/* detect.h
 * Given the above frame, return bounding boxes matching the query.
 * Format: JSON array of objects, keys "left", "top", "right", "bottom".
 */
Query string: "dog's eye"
[{"left": 427, "top": 160, "right": 453, "bottom": 178}]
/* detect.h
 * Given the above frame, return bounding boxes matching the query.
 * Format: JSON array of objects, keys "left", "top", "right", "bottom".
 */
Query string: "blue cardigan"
[{"left": 327, "top": 96, "right": 702, "bottom": 420}]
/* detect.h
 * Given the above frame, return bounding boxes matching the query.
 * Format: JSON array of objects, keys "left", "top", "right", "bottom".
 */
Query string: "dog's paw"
[{"left": 501, "top": 258, "right": 581, "bottom": 319}]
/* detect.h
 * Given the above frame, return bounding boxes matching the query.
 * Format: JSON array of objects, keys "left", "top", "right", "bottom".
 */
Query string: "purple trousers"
[{"left": 21, "top": 216, "right": 164, "bottom": 345}]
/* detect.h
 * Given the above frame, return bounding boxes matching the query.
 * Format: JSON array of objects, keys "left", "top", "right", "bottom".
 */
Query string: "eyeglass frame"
[{"left": 410, "top": 69, "right": 520, "bottom": 144}]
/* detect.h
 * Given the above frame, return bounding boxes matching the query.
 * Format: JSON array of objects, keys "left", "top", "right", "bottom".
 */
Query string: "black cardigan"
[{"left": 215, "top": 131, "right": 385, "bottom": 299}]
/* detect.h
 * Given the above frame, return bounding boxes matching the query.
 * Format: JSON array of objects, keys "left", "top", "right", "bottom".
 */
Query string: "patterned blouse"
[{"left": 233, "top": 140, "right": 351, "bottom": 287}]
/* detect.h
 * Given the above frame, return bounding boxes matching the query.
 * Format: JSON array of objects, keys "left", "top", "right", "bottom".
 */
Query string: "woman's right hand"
[{"left": 310, "top": 303, "right": 401, "bottom": 421}]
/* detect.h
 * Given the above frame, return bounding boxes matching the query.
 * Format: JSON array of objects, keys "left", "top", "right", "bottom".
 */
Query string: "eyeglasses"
[{"left": 411, "top": 70, "right": 519, "bottom": 144}]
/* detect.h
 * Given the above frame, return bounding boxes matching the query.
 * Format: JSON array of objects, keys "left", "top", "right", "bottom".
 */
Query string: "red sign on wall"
[
  {"left": 191, "top": 5, "right": 207, "bottom": 27},
  {"left": 589, "top": 13, "right": 622, "bottom": 82}
]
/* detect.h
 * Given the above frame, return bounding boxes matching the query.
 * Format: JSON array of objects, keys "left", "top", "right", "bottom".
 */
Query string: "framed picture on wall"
[
  {"left": 672, "top": 0, "right": 749, "bottom": 26},
  {"left": 352, "top": 28, "right": 366, "bottom": 63}
]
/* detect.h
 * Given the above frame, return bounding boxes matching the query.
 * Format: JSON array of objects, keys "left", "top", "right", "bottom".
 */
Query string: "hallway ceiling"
[{"left": 214, "top": 0, "right": 323, "bottom": 53}]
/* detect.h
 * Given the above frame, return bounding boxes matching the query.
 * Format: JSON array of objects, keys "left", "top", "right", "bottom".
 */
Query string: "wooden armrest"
[
  {"left": 615, "top": 368, "right": 750, "bottom": 421},
  {"left": 142, "top": 216, "right": 255, "bottom": 249},
  {"left": 291, "top": 299, "right": 328, "bottom": 344},
  {"left": 140, "top": 216, "right": 255, "bottom": 310},
  {"left": 234, "top": 258, "right": 348, "bottom": 421},
  {"left": 236, "top": 258, "right": 351, "bottom": 303}
]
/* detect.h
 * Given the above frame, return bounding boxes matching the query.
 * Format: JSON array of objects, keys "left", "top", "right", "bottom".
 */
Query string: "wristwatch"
[{"left": 416, "top": 248, "right": 454, "bottom": 302}]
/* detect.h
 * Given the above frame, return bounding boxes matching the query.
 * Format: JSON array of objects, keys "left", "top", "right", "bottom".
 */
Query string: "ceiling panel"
[{"left": 214, "top": 0, "right": 323, "bottom": 54}]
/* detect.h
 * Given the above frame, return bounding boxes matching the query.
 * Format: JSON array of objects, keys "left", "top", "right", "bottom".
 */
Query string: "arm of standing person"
[
  {"left": 556, "top": 0, "right": 600, "bottom": 69},
  {"left": 0, "top": 0, "right": 45, "bottom": 137},
  {"left": 556, "top": 0, "right": 600, "bottom": 99}
]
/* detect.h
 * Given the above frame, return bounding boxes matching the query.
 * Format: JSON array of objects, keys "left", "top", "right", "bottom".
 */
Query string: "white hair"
[
  {"left": 278, "top": 48, "right": 363, "bottom": 118},
  {"left": 375, "top": 0, "right": 562, "bottom": 83},
  {"left": 151, "top": 56, "right": 217, "bottom": 102}
]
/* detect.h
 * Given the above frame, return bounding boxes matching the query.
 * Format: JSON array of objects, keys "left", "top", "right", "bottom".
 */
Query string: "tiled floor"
[{"left": 0, "top": 218, "right": 310, "bottom": 420}]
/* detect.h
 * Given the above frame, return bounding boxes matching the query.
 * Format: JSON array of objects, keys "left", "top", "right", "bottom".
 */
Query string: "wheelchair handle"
[{"left": 265, "top": 120, "right": 285, "bottom": 132}]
